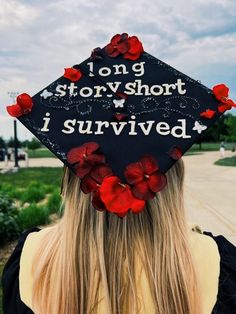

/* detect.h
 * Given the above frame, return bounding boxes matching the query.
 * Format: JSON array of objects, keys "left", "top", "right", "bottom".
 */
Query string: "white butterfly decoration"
[
  {"left": 192, "top": 121, "right": 207, "bottom": 134},
  {"left": 40, "top": 89, "right": 53, "bottom": 99},
  {"left": 113, "top": 99, "right": 125, "bottom": 108}
]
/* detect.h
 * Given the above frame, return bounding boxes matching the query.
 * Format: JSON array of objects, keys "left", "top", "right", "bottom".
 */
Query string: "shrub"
[
  {"left": 21, "top": 181, "right": 45, "bottom": 204},
  {"left": 0, "top": 193, "right": 21, "bottom": 245},
  {"left": 47, "top": 190, "right": 62, "bottom": 214},
  {"left": 18, "top": 203, "right": 50, "bottom": 230}
]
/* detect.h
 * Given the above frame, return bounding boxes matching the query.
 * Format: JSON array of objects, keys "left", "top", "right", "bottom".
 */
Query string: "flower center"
[
  {"left": 144, "top": 174, "right": 150, "bottom": 179},
  {"left": 118, "top": 183, "right": 126, "bottom": 188}
]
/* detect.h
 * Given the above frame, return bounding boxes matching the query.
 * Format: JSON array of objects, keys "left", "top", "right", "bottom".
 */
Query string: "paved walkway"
[
  {"left": 183, "top": 151, "right": 236, "bottom": 244},
  {"left": 1, "top": 151, "right": 235, "bottom": 244}
]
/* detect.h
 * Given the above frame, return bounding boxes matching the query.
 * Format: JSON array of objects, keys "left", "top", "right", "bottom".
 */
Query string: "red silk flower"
[
  {"left": 67, "top": 142, "right": 105, "bottom": 178},
  {"left": 124, "top": 154, "right": 167, "bottom": 200},
  {"left": 218, "top": 99, "right": 236, "bottom": 113},
  {"left": 99, "top": 176, "right": 145, "bottom": 216},
  {"left": 81, "top": 164, "right": 113, "bottom": 212},
  {"left": 167, "top": 146, "right": 183, "bottom": 160},
  {"left": 124, "top": 36, "right": 144, "bottom": 60},
  {"left": 105, "top": 33, "right": 130, "bottom": 57},
  {"left": 64, "top": 67, "right": 82, "bottom": 82},
  {"left": 80, "top": 164, "right": 113, "bottom": 194},
  {"left": 105, "top": 33, "right": 144, "bottom": 61},
  {"left": 6, "top": 93, "right": 33, "bottom": 118},
  {"left": 200, "top": 109, "right": 216, "bottom": 119},
  {"left": 212, "top": 84, "right": 236, "bottom": 113}
]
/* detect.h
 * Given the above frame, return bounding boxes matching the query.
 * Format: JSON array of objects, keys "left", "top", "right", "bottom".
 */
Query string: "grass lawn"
[
  {"left": 0, "top": 167, "right": 63, "bottom": 187},
  {"left": 214, "top": 156, "right": 236, "bottom": 167},
  {"left": 190, "top": 142, "right": 234, "bottom": 151},
  {"left": 27, "top": 148, "right": 56, "bottom": 158}
]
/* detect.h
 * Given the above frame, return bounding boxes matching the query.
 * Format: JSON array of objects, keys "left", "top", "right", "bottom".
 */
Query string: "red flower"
[
  {"left": 212, "top": 84, "right": 229, "bottom": 102},
  {"left": 105, "top": 33, "right": 144, "bottom": 60},
  {"left": 92, "top": 189, "right": 107, "bottom": 212},
  {"left": 80, "top": 164, "right": 113, "bottom": 193},
  {"left": 67, "top": 142, "right": 105, "bottom": 178},
  {"left": 124, "top": 36, "right": 144, "bottom": 61},
  {"left": 200, "top": 109, "right": 216, "bottom": 119},
  {"left": 218, "top": 99, "right": 236, "bottom": 113},
  {"left": 64, "top": 67, "right": 82, "bottom": 81},
  {"left": 99, "top": 176, "right": 145, "bottom": 216},
  {"left": 212, "top": 84, "right": 236, "bottom": 113},
  {"left": 6, "top": 93, "right": 33, "bottom": 118},
  {"left": 167, "top": 146, "right": 183, "bottom": 160},
  {"left": 124, "top": 155, "right": 167, "bottom": 200},
  {"left": 105, "top": 33, "right": 130, "bottom": 58}
]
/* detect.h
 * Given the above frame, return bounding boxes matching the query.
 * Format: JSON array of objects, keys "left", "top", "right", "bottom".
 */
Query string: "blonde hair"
[{"left": 31, "top": 159, "right": 202, "bottom": 314}]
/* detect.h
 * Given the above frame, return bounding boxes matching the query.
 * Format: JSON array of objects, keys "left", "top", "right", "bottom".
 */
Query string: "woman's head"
[{"left": 32, "top": 158, "right": 202, "bottom": 314}]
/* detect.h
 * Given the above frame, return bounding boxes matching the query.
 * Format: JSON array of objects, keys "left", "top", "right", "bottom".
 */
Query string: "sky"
[{"left": 0, "top": 0, "right": 236, "bottom": 140}]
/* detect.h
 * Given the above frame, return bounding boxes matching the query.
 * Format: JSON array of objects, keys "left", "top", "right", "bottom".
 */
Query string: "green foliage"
[
  {"left": 0, "top": 193, "right": 21, "bottom": 245},
  {"left": 7, "top": 136, "right": 22, "bottom": 148},
  {"left": 0, "top": 183, "right": 22, "bottom": 199},
  {"left": 225, "top": 114, "right": 236, "bottom": 142},
  {"left": 0, "top": 137, "right": 6, "bottom": 149},
  {"left": 27, "top": 138, "right": 41, "bottom": 151},
  {"left": 20, "top": 181, "right": 45, "bottom": 204},
  {"left": 47, "top": 189, "right": 62, "bottom": 214},
  {"left": 18, "top": 203, "right": 50, "bottom": 230}
]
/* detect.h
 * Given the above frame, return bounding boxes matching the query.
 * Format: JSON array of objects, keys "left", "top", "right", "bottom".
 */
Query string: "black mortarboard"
[{"left": 6, "top": 33, "right": 235, "bottom": 216}]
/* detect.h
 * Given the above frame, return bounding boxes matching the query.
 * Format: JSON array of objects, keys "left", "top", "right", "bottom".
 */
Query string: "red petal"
[
  {"left": 90, "top": 164, "right": 113, "bottom": 184},
  {"left": 16, "top": 93, "right": 33, "bottom": 113},
  {"left": 84, "top": 142, "right": 100, "bottom": 155},
  {"left": 6, "top": 104, "right": 23, "bottom": 117},
  {"left": 226, "top": 99, "right": 236, "bottom": 107},
  {"left": 100, "top": 176, "right": 133, "bottom": 213},
  {"left": 132, "top": 181, "right": 155, "bottom": 200},
  {"left": 140, "top": 154, "right": 159, "bottom": 175},
  {"left": 124, "top": 162, "right": 144, "bottom": 185},
  {"left": 67, "top": 146, "right": 85, "bottom": 164},
  {"left": 110, "top": 34, "right": 122, "bottom": 46},
  {"left": 115, "top": 210, "right": 129, "bottom": 217},
  {"left": 86, "top": 153, "right": 106, "bottom": 165},
  {"left": 127, "top": 36, "right": 144, "bottom": 55},
  {"left": 130, "top": 196, "right": 145, "bottom": 214},
  {"left": 200, "top": 109, "right": 216, "bottom": 119},
  {"left": 117, "top": 41, "right": 129, "bottom": 54},
  {"left": 123, "top": 51, "right": 142, "bottom": 60},
  {"left": 80, "top": 174, "right": 99, "bottom": 193},
  {"left": 167, "top": 146, "right": 183, "bottom": 160},
  {"left": 218, "top": 103, "right": 232, "bottom": 113},
  {"left": 105, "top": 43, "right": 115, "bottom": 55},
  {"left": 64, "top": 67, "right": 82, "bottom": 82},
  {"left": 99, "top": 176, "right": 122, "bottom": 204},
  {"left": 212, "top": 84, "right": 229, "bottom": 101},
  {"left": 108, "top": 49, "right": 120, "bottom": 58},
  {"left": 147, "top": 172, "right": 167, "bottom": 192},
  {"left": 75, "top": 162, "right": 93, "bottom": 178},
  {"left": 92, "top": 189, "right": 106, "bottom": 211}
]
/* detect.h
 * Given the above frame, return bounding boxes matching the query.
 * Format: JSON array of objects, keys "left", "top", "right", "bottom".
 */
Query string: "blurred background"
[{"left": 0, "top": 0, "right": 236, "bottom": 311}]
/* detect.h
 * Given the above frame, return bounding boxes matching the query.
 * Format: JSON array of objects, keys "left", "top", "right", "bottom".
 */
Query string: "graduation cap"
[{"left": 6, "top": 33, "right": 236, "bottom": 217}]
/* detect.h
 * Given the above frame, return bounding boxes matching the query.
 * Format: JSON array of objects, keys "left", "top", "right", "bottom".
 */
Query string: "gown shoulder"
[
  {"left": 1, "top": 227, "right": 41, "bottom": 314},
  {"left": 203, "top": 231, "right": 236, "bottom": 313}
]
